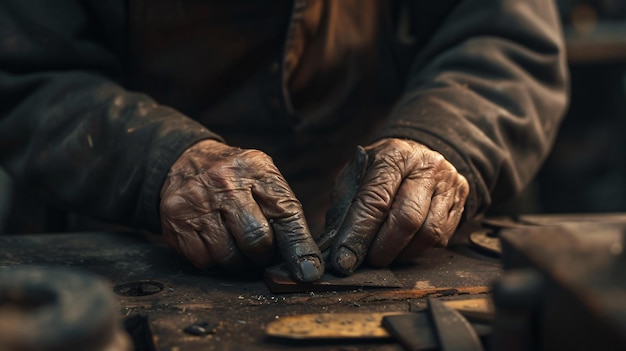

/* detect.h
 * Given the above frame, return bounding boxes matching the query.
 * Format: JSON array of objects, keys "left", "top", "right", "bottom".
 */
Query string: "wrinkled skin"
[
  {"left": 160, "top": 139, "right": 323, "bottom": 282},
  {"left": 328, "top": 138, "right": 470, "bottom": 276}
]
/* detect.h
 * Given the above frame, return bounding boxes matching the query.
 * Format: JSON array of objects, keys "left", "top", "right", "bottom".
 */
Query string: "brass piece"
[
  {"left": 469, "top": 230, "right": 502, "bottom": 256},
  {"left": 266, "top": 312, "right": 404, "bottom": 339},
  {"left": 266, "top": 297, "right": 493, "bottom": 340}
]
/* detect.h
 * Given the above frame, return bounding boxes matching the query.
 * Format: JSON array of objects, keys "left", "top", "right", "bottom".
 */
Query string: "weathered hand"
[
  {"left": 160, "top": 139, "right": 323, "bottom": 282},
  {"left": 327, "top": 138, "right": 469, "bottom": 275}
]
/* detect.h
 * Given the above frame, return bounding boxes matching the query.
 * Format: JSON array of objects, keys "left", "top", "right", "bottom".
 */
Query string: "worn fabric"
[{"left": 0, "top": 0, "right": 568, "bottom": 235}]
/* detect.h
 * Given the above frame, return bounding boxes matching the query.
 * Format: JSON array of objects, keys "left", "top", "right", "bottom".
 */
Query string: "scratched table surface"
[{"left": 0, "top": 226, "right": 502, "bottom": 350}]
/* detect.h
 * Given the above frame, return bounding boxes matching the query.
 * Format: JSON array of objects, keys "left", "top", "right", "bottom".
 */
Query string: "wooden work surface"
[{"left": 0, "top": 228, "right": 500, "bottom": 350}]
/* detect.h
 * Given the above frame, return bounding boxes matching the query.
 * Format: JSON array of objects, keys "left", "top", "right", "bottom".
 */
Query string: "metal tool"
[
  {"left": 264, "top": 263, "right": 402, "bottom": 293},
  {"left": 382, "top": 297, "right": 486, "bottom": 351},
  {"left": 427, "top": 297, "right": 484, "bottom": 351},
  {"left": 266, "top": 297, "right": 492, "bottom": 346}
]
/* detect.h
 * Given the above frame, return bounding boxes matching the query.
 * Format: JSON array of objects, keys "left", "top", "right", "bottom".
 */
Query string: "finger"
[
  {"left": 162, "top": 215, "right": 215, "bottom": 269},
  {"left": 329, "top": 160, "right": 404, "bottom": 276},
  {"left": 198, "top": 211, "right": 248, "bottom": 271},
  {"left": 161, "top": 190, "right": 216, "bottom": 268},
  {"left": 218, "top": 192, "right": 275, "bottom": 266},
  {"left": 367, "top": 176, "right": 435, "bottom": 267},
  {"left": 321, "top": 146, "right": 369, "bottom": 250},
  {"left": 398, "top": 183, "right": 466, "bottom": 260},
  {"left": 253, "top": 173, "right": 323, "bottom": 283}
]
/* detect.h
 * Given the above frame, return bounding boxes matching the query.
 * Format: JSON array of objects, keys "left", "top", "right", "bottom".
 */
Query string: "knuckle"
[
  {"left": 418, "top": 152, "right": 442, "bottom": 171},
  {"left": 380, "top": 152, "right": 406, "bottom": 173},
  {"left": 274, "top": 212, "right": 307, "bottom": 236},
  {"left": 177, "top": 237, "right": 215, "bottom": 269},
  {"left": 456, "top": 181, "right": 470, "bottom": 201},
  {"left": 160, "top": 193, "right": 192, "bottom": 216},
  {"left": 161, "top": 192, "right": 183, "bottom": 210},
  {"left": 203, "top": 233, "right": 241, "bottom": 267},
  {"left": 277, "top": 197, "right": 304, "bottom": 216},
  {"left": 205, "top": 149, "right": 278, "bottom": 183},
  {"left": 356, "top": 187, "right": 393, "bottom": 217},
  {"left": 423, "top": 221, "right": 443, "bottom": 243},
  {"left": 243, "top": 149, "right": 274, "bottom": 166},
  {"left": 425, "top": 217, "right": 458, "bottom": 246},
  {"left": 281, "top": 235, "right": 312, "bottom": 254},
  {"left": 241, "top": 224, "right": 272, "bottom": 248},
  {"left": 406, "top": 145, "right": 447, "bottom": 171},
  {"left": 368, "top": 140, "right": 413, "bottom": 171},
  {"left": 457, "top": 174, "right": 470, "bottom": 190},
  {"left": 380, "top": 138, "right": 410, "bottom": 151},
  {"left": 373, "top": 140, "right": 408, "bottom": 162},
  {"left": 162, "top": 183, "right": 210, "bottom": 214},
  {"left": 388, "top": 206, "right": 424, "bottom": 233}
]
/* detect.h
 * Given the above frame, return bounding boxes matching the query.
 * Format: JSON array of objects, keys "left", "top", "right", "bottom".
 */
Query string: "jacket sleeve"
[
  {"left": 378, "top": 0, "right": 569, "bottom": 219},
  {"left": 0, "top": 1, "right": 221, "bottom": 232}
]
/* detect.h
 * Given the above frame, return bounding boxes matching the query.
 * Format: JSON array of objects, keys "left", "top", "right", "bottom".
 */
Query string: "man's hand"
[
  {"left": 328, "top": 138, "right": 469, "bottom": 275},
  {"left": 160, "top": 139, "right": 323, "bottom": 282}
]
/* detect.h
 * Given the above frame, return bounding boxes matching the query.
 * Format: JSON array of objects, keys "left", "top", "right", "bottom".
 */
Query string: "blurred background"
[
  {"left": 1, "top": 0, "right": 625, "bottom": 233},
  {"left": 499, "top": 0, "right": 626, "bottom": 215}
]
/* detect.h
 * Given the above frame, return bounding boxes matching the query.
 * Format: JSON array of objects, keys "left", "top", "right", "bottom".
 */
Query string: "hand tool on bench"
[
  {"left": 382, "top": 297, "right": 484, "bottom": 351},
  {"left": 266, "top": 296, "right": 492, "bottom": 350}
]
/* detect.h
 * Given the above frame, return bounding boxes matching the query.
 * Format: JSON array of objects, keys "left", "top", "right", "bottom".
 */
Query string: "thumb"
[{"left": 319, "top": 146, "right": 369, "bottom": 251}]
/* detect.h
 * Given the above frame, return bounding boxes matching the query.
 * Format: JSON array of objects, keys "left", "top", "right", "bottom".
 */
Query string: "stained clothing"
[{"left": 0, "top": 0, "right": 568, "bottom": 235}]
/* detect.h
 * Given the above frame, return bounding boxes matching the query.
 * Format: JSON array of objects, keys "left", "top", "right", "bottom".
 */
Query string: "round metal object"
[
  {"left": 114, "top": 281, "right": 164, "bottom": 297},
  {"left": 0, "top": 266, "right": 132, "bottom": 351},
  {"left": 469, "top": 230, "right": 502, "bottom": 256}
]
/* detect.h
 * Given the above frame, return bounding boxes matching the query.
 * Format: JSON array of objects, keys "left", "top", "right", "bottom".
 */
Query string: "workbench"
[
  {"left": 3, "top": 213, "right": 624, "bottom": 350},
  {"left": 0, "top": 223, "right": 500, "bottom": 350}
]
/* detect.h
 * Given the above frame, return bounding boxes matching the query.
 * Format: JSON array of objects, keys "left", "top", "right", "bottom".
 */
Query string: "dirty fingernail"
[
  {"left": 297, "top": 256, "right": 323, "bottom": 282},
  {"left": 335, "top": 246, "right": 358, "bottom": 275}
]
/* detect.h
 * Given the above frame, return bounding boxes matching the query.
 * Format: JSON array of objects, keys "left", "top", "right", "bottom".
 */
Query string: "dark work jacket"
[{"left": 0, "top": 0, "right": 568, "bottom": 235}]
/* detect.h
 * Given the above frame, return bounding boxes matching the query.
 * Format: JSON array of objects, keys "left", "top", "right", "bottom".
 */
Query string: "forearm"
[
  {"left": 0, "top": 1, "right": 220, "bottom": 231},
  {"left": 379, "top": 0, "right": 569, "bottom": 219},
  {"left": 0, "top": 71, "right": 219, "bottom": 231}
]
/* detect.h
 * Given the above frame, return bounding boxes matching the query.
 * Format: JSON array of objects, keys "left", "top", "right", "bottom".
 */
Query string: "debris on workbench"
[{"left": 183, "top": 322, "right": 219, "bottom": 336}]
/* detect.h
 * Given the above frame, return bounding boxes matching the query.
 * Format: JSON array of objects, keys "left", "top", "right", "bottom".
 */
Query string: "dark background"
[
  {"left": 494, "top": 0, "right": 626, "bottom": 215},
  {"left": 1, "top": 0, "right": 625, "bottom": 233}
]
